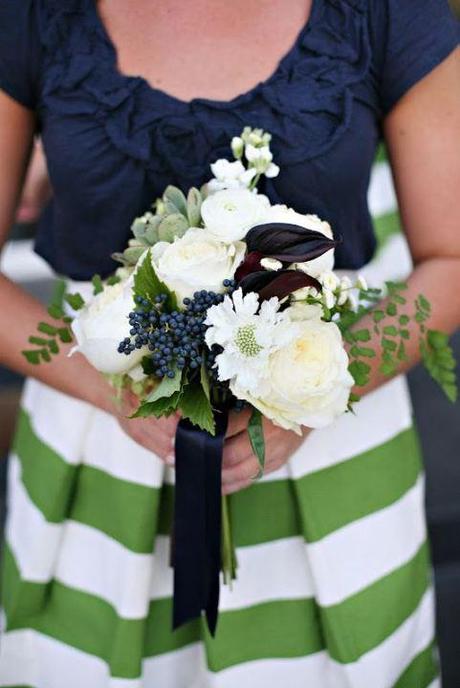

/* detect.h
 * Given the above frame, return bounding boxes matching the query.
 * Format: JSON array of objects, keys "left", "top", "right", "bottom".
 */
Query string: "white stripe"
[
  {"left": 6, "top": 455, "right": 63, "bottom": 583},
  {"left": 427, "top": 680, "right": 441, "bottom": 688},
  {"left": 0, "top": 596, "right": 434, "bottom": 688},
  {"left": 82, "top": 406, "right": 166, "bottom": 488},
  {"left": 7, "top": 460, "right": 314, "bottom": 617},
  {"left": 0, "top": 628, "right": 138, "bottom": 688},
  {"left": 0, "top": 238, "right": 54, "bottom": 283},
  {"left": 219, "top": 536, "right": 315, "bottom": 611},
  {"left": 21, "top": 379, "right": 92, "bottom": 465},
  {"left": 363, "top": 233, "right": 413, "bottom": 284},
  {"left": 368, "top": 162, "right": 397, "bottom": 218},
  {"left": 307, "top": 475, "right": 426, "bottom": 607},
  {"left": 55, "top": 521, "right": 154, "bottom": 619},
  {"left": 289, "top": 375, "right": 413, "bottom": 479},
  {"left": 339, "top": 588, "right": 436, "bottom": 688}
]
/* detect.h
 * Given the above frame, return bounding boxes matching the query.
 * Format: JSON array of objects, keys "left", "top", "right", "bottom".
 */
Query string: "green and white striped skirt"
[
  {"left": 1, "top": 368, "right": 438, "bottom": 687},
  {"left": 0, "top": 154, "right": 439, "bottom": 687}
]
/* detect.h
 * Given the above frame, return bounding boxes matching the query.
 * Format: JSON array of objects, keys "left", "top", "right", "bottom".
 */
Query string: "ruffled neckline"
[
  {"left": 88, "top": 0, "right": 322, "bottom": 111},
  {"left": 39, "top": 0, "right": 371, "bottom": 175}
]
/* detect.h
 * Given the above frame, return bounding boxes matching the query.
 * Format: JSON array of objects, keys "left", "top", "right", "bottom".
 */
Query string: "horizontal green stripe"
[
  {"left": 392, "top": 641, "right": 437, "bottom": 688},
  {"left": 3, "top": 545, "right": 322, "bottom": 677},
  {"left": 13, "top": 409, "right": 78, "bottom": 523},
  {"left": 375, "top": 143, "right": 388, "bottom": 164},
  {"left": 374, "top": 210, "right": 401, "bottom": 250},
  {"left": 3, "top": 540, "right": 433, "bottom": 675},
  {"left": 293, "top": 427, "right": 421, "bottom": 543},
  {"left": 321, "top": 541, "right": 431, "bottom": 664},
  {"left": 15, "top": 408, "right": 422, "bottom": 552}
]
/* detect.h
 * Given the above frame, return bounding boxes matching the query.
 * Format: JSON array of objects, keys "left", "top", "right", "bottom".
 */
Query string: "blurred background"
[{"left": 0, "top": 3, "right": 459, "bottom": 684}]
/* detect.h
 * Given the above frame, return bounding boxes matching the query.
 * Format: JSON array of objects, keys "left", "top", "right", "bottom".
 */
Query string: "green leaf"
[
  {"left": 352, "top": 329, "right": 371, "bottom": 342},
  {"left": 47, "top": 304, "right": 64, "bottom": 320},
  {"left": 48, "top": 339, "right": 59, "bottom": 355},
  {"left": 200, "top": 359, "right": 211, "bottom": 401},
  {"left": 400, "top": 329, "right": 410, "bottom": 340},
  {"left": 133, "top": 249, "right": 177, "bottom": 311},
  {"left": 380, "top": 361, "right": 396, "bottom": 376},
  {"left": 39, "top": 348, "right": 51, "bottom": 363},
  {"left": 350, "top": 346, "right": 376, "bottom": 358},
  {"left": 247, "top": 408, "right": 265, "bottom": 477},
  {"left": 373, "top": 310, "right": 385, "bottom": 323},
  {"left": 427, "top": 330, "right": 449, "bottom": 350},
  {"left": 38, "top": 322, "right": 58, "bottom": 336},
  {"left": 187, "top": 187, "right": 202, "bottom": 226},
  {"left": 348, "top": 392, "right": 361, "bottom": 403},
  {"left": 122, "top": 246, "right": 145, "bottom": 265},
  {"left": 163, "top": 185, "right": 188, "bottom": 216},
  {"left": 382, "top": 337, "right": 397, "bottom": 352},
  {"left": 92, "top": 274, "right": 104, "bottom": 295},
  {"left": 106, "top": 275, "right": 121, "bottom": 286},
  {"left": 158, "top": 214, "right": 189, "bottom": 242},
  {"left": 131, "top": 390, "right": 182, "bottom": 419},
  {"left": 58, "top": 328, "right": 73, "bottom": 343},
  {"left": 146, "top": 368, "right": 182, "bottom": 403},
  {"left": 179, "top": 383, "right": 215, "bottom": 434},
  {"left": 386, "top": 303, "right": 397, "bottom": 317},
  {"left": 22, "top": 350, "right": 41, "bottom": 365},
  {"left": 383, "top": 326, "right": 398, "bottom": 337},
  {"left": 28, "top": 336, "right": 49, "bottom": 346},
  {"left": 399, "top": 315, "right": 410, "bottom": 326},
  {"left": 49, "top": 278, "right": 67, "bottom": 310},
  {"left": 418, "top": 294, "right": 431, "bottom": 313},
  {"left": 64, "top": 292, "right": 85, "bottom": 311},
  {"left": 349, "top": 360, "right": 371, "bottom": 387}
]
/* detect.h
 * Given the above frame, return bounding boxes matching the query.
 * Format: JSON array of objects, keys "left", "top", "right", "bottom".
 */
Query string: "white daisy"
[{"left": 204, "top": 289, "right": 294, "bottom": 394}]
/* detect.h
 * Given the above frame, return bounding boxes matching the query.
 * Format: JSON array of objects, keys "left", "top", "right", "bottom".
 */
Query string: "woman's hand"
[
  {"left": 221, "top": 409, "right": 309, "bottom": 495},
  {"left": 114, "top": 388, "right": 178, "bottom": 465}
]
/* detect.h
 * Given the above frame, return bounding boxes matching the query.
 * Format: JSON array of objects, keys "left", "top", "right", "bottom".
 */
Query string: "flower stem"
[{"left": 221, "top": 495, "right": 238, "bottom": 586}]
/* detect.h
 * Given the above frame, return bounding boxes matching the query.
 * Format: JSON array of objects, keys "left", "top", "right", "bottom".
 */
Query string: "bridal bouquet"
[{"left": 23, "top": 127, "right": 457, "bottom": 633}]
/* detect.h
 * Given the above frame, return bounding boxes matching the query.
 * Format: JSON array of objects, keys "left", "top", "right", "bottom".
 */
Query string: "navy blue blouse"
[{"left": 0, "top": 0, "right": 458, "bottom": 279}]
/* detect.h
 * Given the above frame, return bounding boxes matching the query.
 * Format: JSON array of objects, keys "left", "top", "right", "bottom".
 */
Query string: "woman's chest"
[{"left": 96, "top": 0, "right": 313, "bottom": 103}]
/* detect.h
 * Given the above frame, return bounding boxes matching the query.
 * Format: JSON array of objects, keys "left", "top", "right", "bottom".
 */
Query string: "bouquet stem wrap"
[{"left": 173, "top": 408, "right": 229, "bottom": 636}]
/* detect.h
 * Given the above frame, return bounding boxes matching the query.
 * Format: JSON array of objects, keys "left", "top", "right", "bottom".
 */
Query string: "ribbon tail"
[{"left": 173, "top": 410, "right": 228, "bottom": 636}]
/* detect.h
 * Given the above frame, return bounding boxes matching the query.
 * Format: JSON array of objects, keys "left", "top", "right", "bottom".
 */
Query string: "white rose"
[
  {"left": 150, "top": 228, "right": 246, "bottom": 304},
  {"left": 260, "top": 257, "right": 283, "bottom": 271},
  {"left": 232, "top": 315, "right": 353, "bottom": 433},
  {"left": 263, "top": 205, "right": 335, "bottom": 278},
  {"left": 201, "top": 188, "right": 270, "bottom": 242},
  {"left": 70, "top": 279, "right": 145, "bottom": 375}
]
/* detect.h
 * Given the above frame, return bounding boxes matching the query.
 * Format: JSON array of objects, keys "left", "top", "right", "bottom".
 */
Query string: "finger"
[
  {"left": 222, "top": 432, "right": 253, "bottom": 469},
  {"left": 222, "top": 455, "right": 261, "bottom": 485},
  {"left": 225, "top": 408, "right": 251, "bottom": 438},
  {"left": 222, "top": 478, "right": 253, "bottom": 495}
]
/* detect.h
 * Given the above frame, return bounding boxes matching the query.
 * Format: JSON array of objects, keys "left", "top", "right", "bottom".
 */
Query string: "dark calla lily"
[
  {"left": 245, "top": 222, "right": 340, "bottom": 264},
  {"left": 239, "top": 269, "right": 321, "bottom": 303},
  {"left": 235, "top": 251, "right": 264, "bottom": 282}
]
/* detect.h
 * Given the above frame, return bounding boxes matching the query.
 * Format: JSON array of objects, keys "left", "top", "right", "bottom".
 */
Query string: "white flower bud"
[
  {"left": 356, "top": 275, "right": 368, "bottom": 291},
  {"left": 231, "top": 136, "right": 244, "bottom": 159},
  {"left": 320, "top": 271, "right": 340, "bottom": 292},
  {"left": 322, "top": 288, "right": 336, "bottom": 310},
  {"left": 265, "top": 162, "right": 280, "bottom": 178},
  {"left": 260, "top": 257, "right": 283, "bottom": 271}
]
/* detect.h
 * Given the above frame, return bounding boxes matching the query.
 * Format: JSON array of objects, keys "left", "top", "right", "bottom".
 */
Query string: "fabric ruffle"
[{"left": 38, "top": 0, "right": 371, "bottom": 174}]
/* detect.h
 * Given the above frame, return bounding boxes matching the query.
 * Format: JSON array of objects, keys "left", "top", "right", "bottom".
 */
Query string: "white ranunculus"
[
  {"left": 232, "top": 314, "right": 353, "bottom": 433},
  {"left": 150, "top": 228, "right": 246, "bottom": 304},
  {"left": 70, "top": 279, "right": 146, "bottom": 375},
  {"left": 263, "top": 205, "right": 335, "bottom": 278},
  {"left": 201, "top": 188, "right": 270, "bottom": 242}
]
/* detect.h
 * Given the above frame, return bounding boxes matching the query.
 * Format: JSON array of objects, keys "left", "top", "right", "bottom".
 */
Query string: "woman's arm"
[
  {"left": 350, "top": 48, "right": 460, "bottom": 396},
  {"left": 0, "top": 91, "right": 177, "bottom": 461},
  {"left": 222, "top": 48, "right": 460, "bottom": 494}
]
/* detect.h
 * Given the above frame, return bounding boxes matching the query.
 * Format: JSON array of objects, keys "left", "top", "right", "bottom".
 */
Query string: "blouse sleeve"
[
  {"left": 376, "top": 0, "right": 459, "bottom": 115},
  {"left": 0, "top": 0, "right": 42, "bottom": 109}
]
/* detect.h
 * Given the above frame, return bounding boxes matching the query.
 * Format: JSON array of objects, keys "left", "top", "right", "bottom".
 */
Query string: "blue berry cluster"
[{"left": 117, "top": 281, "right": 236, "bottom": 380}]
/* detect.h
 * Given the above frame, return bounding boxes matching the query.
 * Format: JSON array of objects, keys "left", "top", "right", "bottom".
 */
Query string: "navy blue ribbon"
[{"left": 173, "top": 409, "right": 229, "bottom": 636}]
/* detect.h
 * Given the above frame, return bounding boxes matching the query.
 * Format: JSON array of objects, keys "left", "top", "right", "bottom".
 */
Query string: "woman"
[{"left": 0, "top": 0, "right": 459, "bottom": 686}]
